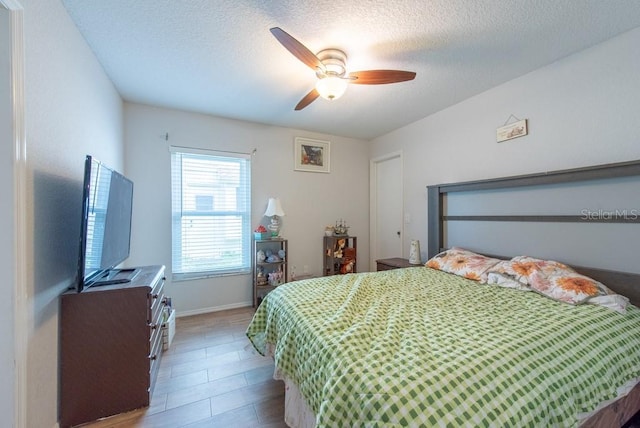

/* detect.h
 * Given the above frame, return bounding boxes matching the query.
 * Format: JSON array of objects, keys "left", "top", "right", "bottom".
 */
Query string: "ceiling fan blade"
[
  {"left": 348, "top": 70, "right": 416, "bottom": 85},
  {"left": 295, "top": 89, "right": 320, "bottom": 111},
  {"left": 270, "top": 27, "right": 325, "bottom": 73}
]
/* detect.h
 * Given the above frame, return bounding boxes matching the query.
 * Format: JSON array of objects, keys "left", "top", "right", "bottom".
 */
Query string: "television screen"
[{"left": 77, "top": 155, "right": 134, "bottom": 291}]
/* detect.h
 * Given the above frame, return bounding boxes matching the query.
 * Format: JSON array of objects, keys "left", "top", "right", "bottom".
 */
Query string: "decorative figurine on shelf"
[
  {"left": 324, "top": 225, "right": 334, "bottom": 236},
  {"left": 334, "top": 238, "right": 346, "bottom": 258},
  {"left": 341, "top": 247, "right": 356, "bottom": 274},
  {"left": 278, "top": 249, "right": 286, "bottom": 260},
  {"left": 340, "top": 258, "right": 355, "bottom": 274},
  {"left": 265, "top": 249, "right": 279, "bottom": 263},
  {"left": 267, "top": 254, "right": 280, "bottom": 263},
  {"left": 333, "top": 219, "right": 349, "bottom": 236},
  {"left": 256, "top": 267, "right": 267, "bottom": 286},
  {"left": 344, "top": 247, "right": 356, "bottom": 260},
  {"left": 256, "top": 249, "right": 266, "bottom": 263},
  {"left": 268, "top": 270, "right": 284, "bottom": 286}
]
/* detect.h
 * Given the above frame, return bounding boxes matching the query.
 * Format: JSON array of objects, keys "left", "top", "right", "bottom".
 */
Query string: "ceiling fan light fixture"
[
  {"left": 269, "top": 28, "right": 415, "bottom": 110},
  {"left": 316, "top": 76, "right": 348, "bottom": 101}
]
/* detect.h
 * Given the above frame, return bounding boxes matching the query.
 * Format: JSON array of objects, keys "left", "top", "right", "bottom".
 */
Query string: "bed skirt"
[{"left": 264, "top": 342, "right": 315, "bottom": 427}]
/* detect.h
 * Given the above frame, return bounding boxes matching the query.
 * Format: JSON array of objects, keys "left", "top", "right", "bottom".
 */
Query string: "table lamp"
[{"left": 264, "top": 197, "right": 285, "bottom": 237}]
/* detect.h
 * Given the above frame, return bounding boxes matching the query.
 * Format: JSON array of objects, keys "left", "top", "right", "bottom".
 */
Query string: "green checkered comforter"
[{"left": 246, "top": 267, "right": 640, "bottom": 427}]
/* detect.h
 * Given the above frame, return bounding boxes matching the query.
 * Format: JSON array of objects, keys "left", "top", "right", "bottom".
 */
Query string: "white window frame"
[{"left": 170, "top": 146, "right": 251, "bottom": 281}]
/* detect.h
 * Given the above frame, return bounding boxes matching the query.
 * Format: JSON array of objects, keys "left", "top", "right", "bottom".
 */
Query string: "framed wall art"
[
  {"left": 497, "top": 117, "right": 528, "bottom": 143},
  {"left": 294, "top": 137, "right": 330, "bottom": 173}
]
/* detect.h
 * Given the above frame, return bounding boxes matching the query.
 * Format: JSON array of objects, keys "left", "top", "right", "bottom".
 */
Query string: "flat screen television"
[{"left": 76, "top": 155, "right": 136, "bottom": 292}]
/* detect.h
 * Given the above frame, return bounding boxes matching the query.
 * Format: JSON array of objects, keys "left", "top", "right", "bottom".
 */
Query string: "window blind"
[{"left": 170, "top": 147, "right": 251, "bottom": 280}]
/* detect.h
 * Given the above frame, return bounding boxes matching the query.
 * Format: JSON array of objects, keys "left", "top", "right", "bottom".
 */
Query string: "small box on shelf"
[{"left": 254, "top": 232, "right": 269, "bottom": 240}]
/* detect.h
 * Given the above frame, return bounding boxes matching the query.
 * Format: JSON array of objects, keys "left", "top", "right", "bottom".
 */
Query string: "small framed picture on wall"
[{"left": 294, "top": 137, "right": 330, "bottom": 173}]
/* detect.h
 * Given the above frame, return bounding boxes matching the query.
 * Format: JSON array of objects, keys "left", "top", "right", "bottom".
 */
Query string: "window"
[{"left": 170, "top": 147, "right": 251, "bottom": 280}]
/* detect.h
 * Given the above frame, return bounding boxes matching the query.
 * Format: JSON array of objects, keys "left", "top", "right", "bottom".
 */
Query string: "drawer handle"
[
  {"left": 150, "top": 323, "right": 158, "bottom": 330},
  {"left": 150, "top": 354, "right": 157, "bottom": 361},
  {"left": 152, "top": 294, "right": 159, "bottom": 299}
]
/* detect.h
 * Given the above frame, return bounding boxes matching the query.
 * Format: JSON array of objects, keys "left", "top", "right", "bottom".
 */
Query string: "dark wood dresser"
[
  {"left": 376, "top": 257, "right": 415, "bottom": 271},
  {"left": 59, "top": 265, "right": 166, "bottom": 427}
]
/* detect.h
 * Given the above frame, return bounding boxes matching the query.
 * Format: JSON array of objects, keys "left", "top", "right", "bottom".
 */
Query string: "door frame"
[
  {"left": 369, "top": 151, "right": 403, "bottom": 269},
  {"left": 1, "top": 0, "right": 26, "bottom": 427}
]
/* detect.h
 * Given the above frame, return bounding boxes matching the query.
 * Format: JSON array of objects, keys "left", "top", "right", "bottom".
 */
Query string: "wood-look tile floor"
[
  {"left": 73, "top": 305, "right": 640, "bottom": 428},
  {"left": 81, "top": 307, "right": 287, "bottom": 428}
]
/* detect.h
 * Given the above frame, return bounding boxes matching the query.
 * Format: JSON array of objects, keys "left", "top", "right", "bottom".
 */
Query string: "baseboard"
[{"left": 175, "top": 301, "right": 252, "bottom": 318}]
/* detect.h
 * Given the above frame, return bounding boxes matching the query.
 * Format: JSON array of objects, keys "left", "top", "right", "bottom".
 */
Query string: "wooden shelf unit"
[{"left": 253, "top": 238, "right": 288, "bottom": 307}]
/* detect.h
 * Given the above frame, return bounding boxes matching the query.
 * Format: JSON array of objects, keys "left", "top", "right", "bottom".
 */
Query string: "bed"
[{"left": 247, "top": 159, "right": 640, "bottom": 427}]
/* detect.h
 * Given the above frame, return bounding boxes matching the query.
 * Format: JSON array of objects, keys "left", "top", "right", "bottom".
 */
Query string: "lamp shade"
[
  {"left": 264, "top": 197, "right": 285, "bottom": 217},
  {"left": 316, "top": 76, "right": 348, "bottom": 100}
]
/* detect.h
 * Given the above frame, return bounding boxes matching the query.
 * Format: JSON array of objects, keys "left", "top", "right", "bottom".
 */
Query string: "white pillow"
[
  {"left": 486, "top": 271, "right": 531, "bottom": 291},
  {"left": 587, "top": 293, "right": 629, "bottom": 314}
]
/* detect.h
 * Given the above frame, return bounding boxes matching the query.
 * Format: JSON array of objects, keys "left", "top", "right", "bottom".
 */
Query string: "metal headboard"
[{"left": 426, "top": 159, "right": 640, "bottom": 306}]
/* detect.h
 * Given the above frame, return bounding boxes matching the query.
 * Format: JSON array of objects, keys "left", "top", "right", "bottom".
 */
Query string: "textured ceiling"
[{"left": 61, "top": 0, "right": 640, "bottom": 140}]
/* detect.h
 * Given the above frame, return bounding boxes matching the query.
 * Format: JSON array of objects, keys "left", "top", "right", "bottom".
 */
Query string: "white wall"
[
  {"left": 22, "top": 0, "right": 123, "bottom": 426},
  {"left": 124, "top": 103, "right": 370, "bottom": 315},
  {"left": 0, "top": 4, "right": 15, "bottom": 425},
  {"left": 371, "top": 27, "right": 640, "bottom": 265}
]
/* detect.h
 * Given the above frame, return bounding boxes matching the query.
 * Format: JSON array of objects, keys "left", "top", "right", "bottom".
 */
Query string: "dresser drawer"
[
  {"left": 149, "top": 324, "right": 163, "bottom": 393},
  {"left": 149, "top": 275, "right": 165, "bottom": 324}
]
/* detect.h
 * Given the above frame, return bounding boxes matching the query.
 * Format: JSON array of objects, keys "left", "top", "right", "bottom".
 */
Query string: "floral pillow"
[
  {"left": 509, "top": 256, "right": 572, "bottom": 274},
  {"left": 485, "top": 260, "right": 535, "bottom": 291},
  {"left": 486, "top": 257, "right": 569, "bottom": 290},
  {"left": 488, "top": 256, "right": 629, "bottom": 312},
  {"left": 425, "top": 247, "right": 501, "bottom": 282},
  {"left": 527, "top": 268, "right": 606, "bottom": 305}
]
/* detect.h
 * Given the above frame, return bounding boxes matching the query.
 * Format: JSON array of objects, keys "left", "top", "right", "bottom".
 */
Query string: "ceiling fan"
[{"left": 270, "top": 27, "right": 417, "bottom": 110}]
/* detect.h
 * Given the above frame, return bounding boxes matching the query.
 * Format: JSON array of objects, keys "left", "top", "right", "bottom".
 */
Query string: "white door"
[{"left": 370, "top": 153, "right": 403, "bottom": 268}]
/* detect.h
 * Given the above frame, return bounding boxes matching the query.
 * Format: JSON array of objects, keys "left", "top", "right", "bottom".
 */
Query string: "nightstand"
[{"left": 376, "top": 257, "right": 415, "bottom": 271}]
